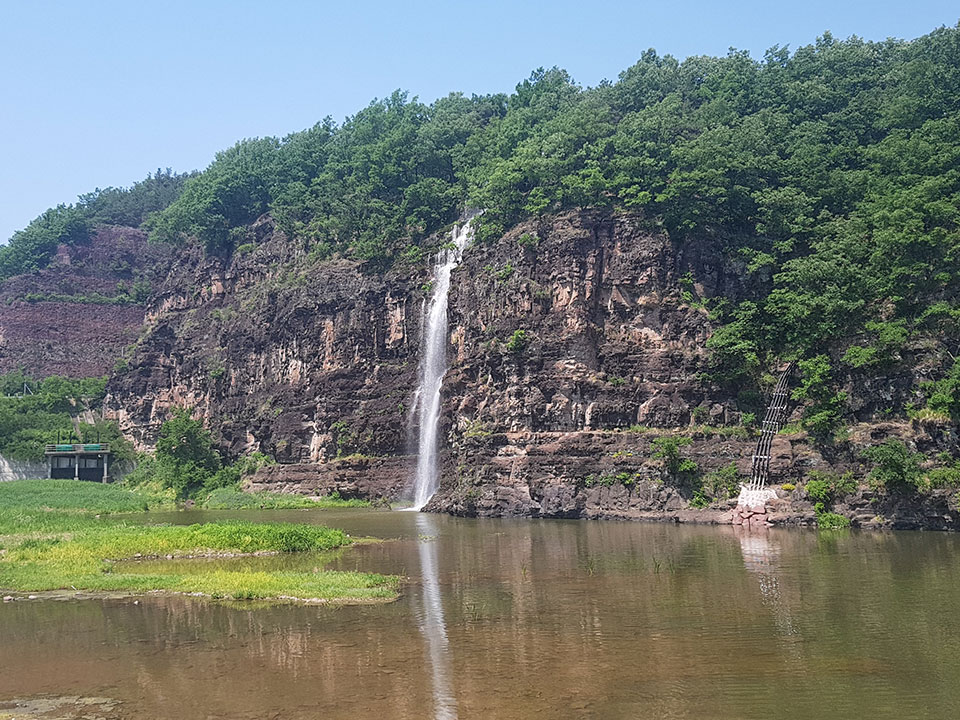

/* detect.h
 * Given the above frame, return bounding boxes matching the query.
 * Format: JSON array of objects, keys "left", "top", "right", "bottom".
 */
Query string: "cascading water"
[{"left": 409, "top": 220, "right": 473, "bottom": 511}]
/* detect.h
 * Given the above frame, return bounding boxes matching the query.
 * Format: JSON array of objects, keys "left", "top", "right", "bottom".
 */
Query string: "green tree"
[
  {"left": 861, "top": 439, "right": 924, "bottom": 491},
  {"left": 651, "top": 436, "right": 699, "bottom": 484},
  {"left": 153, "top": 409, "right": 222, "bottom": 499},
  {"left": 156, "top": 409, "right": 220, "bottom": 473}
]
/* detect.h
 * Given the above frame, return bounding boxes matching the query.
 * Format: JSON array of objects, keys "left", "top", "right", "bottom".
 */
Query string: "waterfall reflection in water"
[
  {"left": 737, "top": 528, "right": 798, "bottom": 641},
  {"left": 415, "top": 514, "right": 458, "bottom": 719},
  {"left": 5, "top": 514, "right": 960, "bottom": 719}
]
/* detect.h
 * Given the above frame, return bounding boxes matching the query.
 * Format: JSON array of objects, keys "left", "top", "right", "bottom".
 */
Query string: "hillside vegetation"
[
  {"left": 152, "top": 26, "right": 960, "bottom": 394},
  {"left": 0, "top": 169, "right": 190, "bottom": 280},
  {"left": 0, "top": 372, "right": 134, "bottom": 464},
  {"left": 4, "top": 24, "right": 960, "bottom": 440}
]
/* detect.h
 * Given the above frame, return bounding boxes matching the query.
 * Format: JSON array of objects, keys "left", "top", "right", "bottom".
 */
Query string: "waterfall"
[{"left": 410, "top": 220, "right": 473, "bottom": 511}]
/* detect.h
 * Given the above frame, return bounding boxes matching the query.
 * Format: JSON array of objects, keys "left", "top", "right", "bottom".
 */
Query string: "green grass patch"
[
  {"left": 202, "top": 488, "right": 370, "bottom": 510},
  {"left": 0, "top": 478, "right": 173, "bottom": 513},
  {"left": 0, "top": 479, "right": 176, "bottom": 540},
  {"left": 0, "top": 479, "right": 397, "bottom": 603}
]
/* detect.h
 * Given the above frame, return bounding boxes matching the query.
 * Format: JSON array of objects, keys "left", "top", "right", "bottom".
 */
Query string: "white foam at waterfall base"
[
  {"left": 737, "top": 485, "right": 778, "bottom": 509},
  {"left": 409, "top": 221, "right": 473, "bottom": 511}
]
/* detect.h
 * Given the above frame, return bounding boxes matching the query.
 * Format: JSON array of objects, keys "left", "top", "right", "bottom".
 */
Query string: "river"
[{"left": 1, "top": 509, "right": 958, "bottom": 719}]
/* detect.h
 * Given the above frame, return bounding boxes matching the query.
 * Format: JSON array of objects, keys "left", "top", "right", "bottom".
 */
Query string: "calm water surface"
[{"left": 1, "top": 509, "right": 959, "bottom": 719}]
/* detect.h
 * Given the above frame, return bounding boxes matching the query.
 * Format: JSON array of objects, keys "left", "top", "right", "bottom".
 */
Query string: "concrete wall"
[{"left": 0, "top": 454, "right": 46, "bottom": 482}]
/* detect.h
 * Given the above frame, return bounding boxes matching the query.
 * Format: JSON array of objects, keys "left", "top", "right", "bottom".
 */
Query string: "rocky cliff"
[
  {"left": 106, "top": 211, "right": 731, "bottom": 451},
  {"left": 0, "top": 227, "right": 171, "bottom": 378},
  {"left": 102, "top": 210, "right": 958, "bottom": 528}
]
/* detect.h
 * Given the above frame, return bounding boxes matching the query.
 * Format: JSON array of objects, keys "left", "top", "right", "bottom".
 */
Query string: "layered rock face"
[
  {"left": 0, "top": 227, "right": 171, "bottom": 378},
  {"left": 105, "top": 215, "right": 428, "bottom": 460},
  {"left": 104, "top": 210, "right": 957, "bottom": 527},
  {"left": 428, "top": 211, "right": 746, "bottom": 516}
]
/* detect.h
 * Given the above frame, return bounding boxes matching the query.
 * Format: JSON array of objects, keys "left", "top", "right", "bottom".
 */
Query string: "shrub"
[
  {"left": 804, "top": 470, "right": 857, "bottom": 525},
  {"left": 841, "top": 321, "right": 907, "bottom": 370},
  {"left": 496, "top": 262, "right": 515, "bottom": 282},
  {"left": 125, "top": 409, "right": 225, "bottom": 499},
  {"left": 399, "top": 245, "right": 424, "bottom": 264},
  {"left": 689, "top": 491, "right": 710, "bottom": 508},
  {"left": 805, "top": 470, "right": 856, "bottom": 504},
  {"left": 922, "top": 359, "right": 960, "bottom": 421},
  {"left": 652, "top": 436, "right": 698, "bottom": 485},
  {"left": 861, "top": 440, "right": 924, "bottom": 491},
  {"left": 204, "top": 452, "right": 275, "bottom": 492},
  {"left": 505, "top": 329, "right": 529, "bottom": 354},
  {"left": 925, "top": 464, "right": 960, "bottom": 489},
  {"left": 156, "top": 409, "right": 220, "bottom": 473},
  {"left": 805, "top": 478, "right": 830, "bottom": 504},
  {"left": 701, "top": 462, "right": 741, "bottom": 500},
  {"left": 842, "top": 345, "right": 878, "bottom": 369},
  {"left": 817, "top": 512, "right": 851, "bottom": 530}
]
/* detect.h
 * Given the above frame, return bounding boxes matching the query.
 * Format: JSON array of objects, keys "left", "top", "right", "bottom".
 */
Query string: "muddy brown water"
[{"left": 2, "top": 509, "right": 959, "bottom": 719}]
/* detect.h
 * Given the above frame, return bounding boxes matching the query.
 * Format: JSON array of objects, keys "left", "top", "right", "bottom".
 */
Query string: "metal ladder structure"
[{"left": 748, "top": 363, "right": 795, "bottom": 491}]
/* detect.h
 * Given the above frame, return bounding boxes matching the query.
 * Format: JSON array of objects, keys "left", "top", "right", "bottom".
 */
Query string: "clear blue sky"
[{"left": 1, "top": 0, "right": 958, "bottom": 243}]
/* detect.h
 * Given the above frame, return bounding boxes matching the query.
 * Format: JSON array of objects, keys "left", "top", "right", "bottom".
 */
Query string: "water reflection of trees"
[{"left": 3, "top": 520, "right": 960, "bottom": 718}]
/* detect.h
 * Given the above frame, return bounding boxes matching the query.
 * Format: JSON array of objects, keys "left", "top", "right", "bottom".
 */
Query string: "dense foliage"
[
  {"left": 0, "top": 372, "right": 133, "bottom": 464},
  {"left": 125, "top": 408, "right": 273, "bottom": 500},
  {"left": 861, "top": 439, "right": 925, "bottom": 490},
  {"left": 141, "top": 26, "right": 960, "bottom": 379},
  {"left": 0, "top": 169, "right": 190, "bottom": 280}
]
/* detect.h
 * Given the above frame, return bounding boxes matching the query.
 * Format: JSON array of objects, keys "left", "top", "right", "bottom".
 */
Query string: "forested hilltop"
[
  {"left": 0, "top": 169, "right": 190, "bottom": 280},
  {"left": 4, "top": 24, "right": 960, "bottom": 454}
]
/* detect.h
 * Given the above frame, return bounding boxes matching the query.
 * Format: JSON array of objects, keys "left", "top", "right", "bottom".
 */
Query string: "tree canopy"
[
  {"left": 0, "top": 169, "right": 191, "bottom": 280},
  {"left": 7, "top": 24, "right": 960, "bottom": 406}
]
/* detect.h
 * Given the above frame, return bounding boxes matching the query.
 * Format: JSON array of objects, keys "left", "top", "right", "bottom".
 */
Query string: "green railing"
[{"left": 44, "top": 443, "right": 111, "bottom": 454}]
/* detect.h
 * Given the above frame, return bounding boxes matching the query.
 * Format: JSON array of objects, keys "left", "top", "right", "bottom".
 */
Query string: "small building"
[{"left": 44, "top": 443, "right": 111, "bottom": 482}]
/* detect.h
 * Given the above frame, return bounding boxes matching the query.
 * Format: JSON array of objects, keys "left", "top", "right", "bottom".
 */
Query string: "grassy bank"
[
  {"left": 0, "top": 479, "right": 175, "bottom": 539},
  {"left": 0, "top": 478, "right": 173, "bottom": 513},
  {"left": 0, "top": 479, "right": 397, "bottom": 603},
  {"left": 202, "top": 487, "right": 370, "bottom": 510}
]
